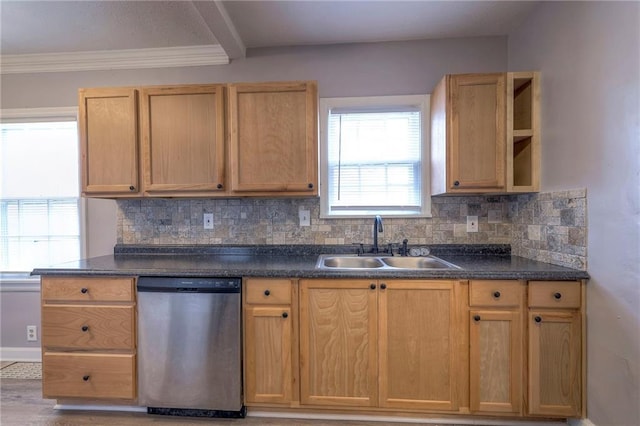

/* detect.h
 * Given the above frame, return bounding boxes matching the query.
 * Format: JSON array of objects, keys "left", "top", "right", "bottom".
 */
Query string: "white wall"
[{"left": 508, "top": 2, "right": 640, "bottom": 426}]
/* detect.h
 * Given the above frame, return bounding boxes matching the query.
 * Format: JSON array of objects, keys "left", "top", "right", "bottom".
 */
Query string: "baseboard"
[{"left": 1, "top": 347, "right": 42, "bottom": 362}]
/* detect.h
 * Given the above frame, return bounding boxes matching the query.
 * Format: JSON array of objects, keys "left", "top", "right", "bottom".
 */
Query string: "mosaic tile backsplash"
[{"left": 116, "top": 189, "right": 587, "bottom": 270}]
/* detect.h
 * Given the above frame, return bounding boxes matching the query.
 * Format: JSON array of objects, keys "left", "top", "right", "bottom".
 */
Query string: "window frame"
[
  {"left": 319, "top": 94, "right": 431, "bottom": 219},
  {"left": 0, "top": 107, "right": 85, "bottom": 280}
]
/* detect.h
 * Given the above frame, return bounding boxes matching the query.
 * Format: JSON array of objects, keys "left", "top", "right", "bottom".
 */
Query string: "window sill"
[{"left": 0, "top": 273, "right": 40, "bottom": 292}]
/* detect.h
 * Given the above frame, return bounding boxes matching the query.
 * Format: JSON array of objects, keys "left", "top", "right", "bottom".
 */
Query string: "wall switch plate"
[
  {"left": 27, "top": 325, "right": 37, "bottom": 342},
  {"left": 203, "top": 213, "right": 214, "bottom": 229},
  {"left": 488, "top": 210, "right": 502, "bottom": 223},
  {"left": 299, "top": 209, "right": 311, "bottom": 227},
  {"left": 467, "top": 216, "right": 478, "bottom": 232}
]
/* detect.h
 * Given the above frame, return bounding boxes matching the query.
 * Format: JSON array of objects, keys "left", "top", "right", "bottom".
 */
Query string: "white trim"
[
  {"left": 0, "top": 278, "right": 40, "bottom": 292},
  {"left": 54, "top": 404, "right": 146, "bottom": 413},
  {"left": 0, "top": 107, "right": 78, "bottom": 122},
  {"left": 248, "top": 410, "right": 567, "bottom": 426},
  {"left": 0, "top": 45, "right": 229, "bottom": 74},
  {"left": 0, "top": 347, "right": 42, "bottom": 362}
]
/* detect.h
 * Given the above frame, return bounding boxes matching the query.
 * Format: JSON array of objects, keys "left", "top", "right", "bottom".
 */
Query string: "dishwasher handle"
[{"left": 137, "top": 277, "right": 241, "bottom": 293}]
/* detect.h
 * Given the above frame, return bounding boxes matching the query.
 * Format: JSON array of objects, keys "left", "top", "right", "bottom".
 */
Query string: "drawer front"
[
  {"left": 42, "top": 277, "right": 134, "bottom": 302},
  {"left": 469, "top": 280, "right": 522, "bottom": 307},
  {"left": 246, "top": 279, "right": 292, "bottom": 305},
  {"left": 43, "top": 352, "right": 135, "bottom": 400},
  {"left": 528, "top": 281, "right": 581, "bottom": 308},
  {"left": 42, "top": 305, "right": 134, "bottom": 350}
]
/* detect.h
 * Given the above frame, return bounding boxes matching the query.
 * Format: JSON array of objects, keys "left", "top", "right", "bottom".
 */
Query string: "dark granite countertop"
[{"left": 31, "top": 245, "right": 589, "bottom": 281}]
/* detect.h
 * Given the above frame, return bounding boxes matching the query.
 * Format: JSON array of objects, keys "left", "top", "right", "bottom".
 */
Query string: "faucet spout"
[{"left": 373, "top": 215, "right": 383, "bottom": 253}]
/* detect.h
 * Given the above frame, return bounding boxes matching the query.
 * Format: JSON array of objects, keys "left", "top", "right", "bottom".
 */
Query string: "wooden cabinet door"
[
  {"left": 528, "top": 311, "right": 581, "bottom": 417},
  {"left": 140, "top": 85, "right": 225, "bottom": 195},
  {"left": 378, "top": 280, "right": 462, "bottom": 411},
  {"left": 244, "top": 305, "right": 292, "bottom": 404},
  {"left": 449, "top": 73, "right": 505, "bottom": 191},
  {"left": 469, "top": 310, "right": 522, "bottom": 414},
  {"left": 299, "top": 279, "right": 377, "bottom": 407},
  {"left": 228, "top": 81, "right": 318, "bottom": 195},
  {"left": 79, "top": 88, "right": 139, "bottom": 196}
]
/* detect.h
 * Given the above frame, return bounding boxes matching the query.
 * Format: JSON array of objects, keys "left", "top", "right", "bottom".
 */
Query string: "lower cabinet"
[{"left": 40, "top": 276, "right": 137, "bottom": 400}]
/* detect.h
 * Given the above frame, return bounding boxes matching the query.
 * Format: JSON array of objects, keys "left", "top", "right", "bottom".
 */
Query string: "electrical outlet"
[
  {"left": 466, "top": 216, "right": 478, "bottom": 233},
  {"left": 203, "top": 213, "right": 214, "bottom": 229},
  {"left": 27, "top": 325, "right": 37, "bottom": 342},
  {"left": 299, "top": 209, "right": 310, "bottom": 227}
]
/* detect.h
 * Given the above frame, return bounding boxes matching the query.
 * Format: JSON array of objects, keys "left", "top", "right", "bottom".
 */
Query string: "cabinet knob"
[
  {"left": 370, "top": 283, "right": 376, "bottom": 290},
  {"left": 534, "top": 316, "right": 542, "bottom": 323},
  {"left": 453, "top": 180, "right": 460, "bottom": 187},
  {"left": 80, "top": 288, "right": 88, "bottom": 294},
  {"left": 380, "top": 283, "right": 387, "bottom": 290},
  {"left": 264, "top": 289, "right": 270, "bottom": 296},
  {"left": 554, "top": 292, "right": 562, "bottom": 299},
  {"left": 308, "top": 183, "right": 314, "bottom": 189},
  {"left": 217, "top": 183, "right": 223, "bottom": 189},
  {"left": 82, "top": 375, "right": 90, "bottom": 381},
  {"left": 129, "top": 185, "right": 135, "bottom": 191},
  {"left": 493, "top": 291, "right": 501, "bottom": 299},
  {"left": 473, "top": 315, "right": 481, "bottom": 322},
  {"left": 81, "top": 325, "right": 89, "bottom": 332},
  {"left": 282, "top": 312, "right": 288, "bottom": 319}
]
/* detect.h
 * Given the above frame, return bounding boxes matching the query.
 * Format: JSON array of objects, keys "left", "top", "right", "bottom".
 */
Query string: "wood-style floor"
[{"left": 0, "top": 378, "right": 437, "bottom": 426}]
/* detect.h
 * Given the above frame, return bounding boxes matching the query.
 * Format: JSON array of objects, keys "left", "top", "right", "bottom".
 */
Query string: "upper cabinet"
[
  {"left": 78, "top": 80, "right": 318, "bottom": 199},
  {"left": 431, "top": 72, "right": 540, "bottom": 195},
  {"left": 228, "top": 81, "right": 318, "bottom": 196},
  {"left": 140, "top": 85, "right": 226, "bottom": 196},
  {"left": 79, "top": 88, "right": 140, "bottom": 197}
]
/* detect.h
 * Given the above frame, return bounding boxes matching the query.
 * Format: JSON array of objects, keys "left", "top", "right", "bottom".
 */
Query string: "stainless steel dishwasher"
[{"left": 137, "top": 277, "right": 244, "bottom": 417}]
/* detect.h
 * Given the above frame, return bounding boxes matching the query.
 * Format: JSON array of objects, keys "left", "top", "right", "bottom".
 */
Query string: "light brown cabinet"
[
  {"left": 41, "top": 276, "right": 137, "bottom": 400},
  {"left": 79, "top": 88, "right": 140, "bottom": 196},
  {"left": 243, "top": 278, "right": 298, "bottom": 405},
  {"left": 431, "top": 72, "right": 540, "bottom": 195},
  {"left": 469, "top": 280, "right": 524, "bottom": 415},
  {"left": 298, "top": 279, "right": 464, "bottom": 411},
  {"left": 228, "top": 81, "right": 318, "bottom": 196},
  {"left": 527, "top": 281, "right": 583, "bottom": 417},
  {"left": 79, "top": 80, "right": 318, "bottom": 198},
  {"left": 140, "top": 85, "right": 226, "bottom": 196}
]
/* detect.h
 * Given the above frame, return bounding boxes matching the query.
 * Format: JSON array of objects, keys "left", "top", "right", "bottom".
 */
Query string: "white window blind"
[
  {"left": 320, "top": 95, "right": 430, "bottom": 217},
  {"left": 0, "top": 120, "right": 81, "bottom": 272}
]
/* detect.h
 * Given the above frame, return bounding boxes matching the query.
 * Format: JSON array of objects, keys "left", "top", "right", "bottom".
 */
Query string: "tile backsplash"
[{"left": 116, "top": 188, "right": 587, "bottom": 270}]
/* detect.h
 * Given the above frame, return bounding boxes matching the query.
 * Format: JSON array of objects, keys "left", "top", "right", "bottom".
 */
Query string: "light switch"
[
  {"left": 466, "top": 216, "right": 478, "bottom": 233},
  {"left": 204, "top": 213, "right": 214, "bottom": 229},
  {"left": 299, "top": 209, "right": 310, "bottom": 227}
]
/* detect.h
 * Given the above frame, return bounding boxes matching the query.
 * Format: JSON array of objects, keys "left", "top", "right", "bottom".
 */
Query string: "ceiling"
[{"left": 1, "top": 0, "right": 540, "bottom": 59}]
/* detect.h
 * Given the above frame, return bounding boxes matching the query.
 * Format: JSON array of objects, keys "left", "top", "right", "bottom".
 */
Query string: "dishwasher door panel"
[{"left": 137, "top": 291, "right": 241, "bottom": 411}]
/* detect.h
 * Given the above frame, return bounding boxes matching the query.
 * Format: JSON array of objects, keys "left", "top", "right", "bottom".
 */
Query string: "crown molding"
[{"left": 0, "top": 45, "right": 229, "bottom": 74}]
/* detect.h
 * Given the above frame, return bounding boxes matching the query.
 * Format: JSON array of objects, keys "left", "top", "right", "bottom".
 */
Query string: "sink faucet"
[{"left": 373, "top": 215, "right": 383, "bottom": 253}]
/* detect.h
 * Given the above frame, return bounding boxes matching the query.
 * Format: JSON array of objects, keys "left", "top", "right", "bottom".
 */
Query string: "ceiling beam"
[{"left": 191, "top": 1, "right": 246, "bottom": 60}]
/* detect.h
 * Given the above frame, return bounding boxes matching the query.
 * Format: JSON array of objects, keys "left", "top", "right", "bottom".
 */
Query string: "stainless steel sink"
[{"left": 316, "top": 254, "right": 460, "bottom": 270}]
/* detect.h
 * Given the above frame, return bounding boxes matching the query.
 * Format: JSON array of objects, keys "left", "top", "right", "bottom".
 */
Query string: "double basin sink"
[{"left": 316, "top": 254, "right": 460, "bottom": 270}]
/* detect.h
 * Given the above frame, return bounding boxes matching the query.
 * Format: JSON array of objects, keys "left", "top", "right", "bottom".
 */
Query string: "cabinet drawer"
[
  {"left": 246, "top": 279, "right": 292, "bottom": 305},
  {"left": 528, "top": 281, "right": 581, "bottom": 308},
  {"left": 469, "top": 280, "right": 522, "bottom": 307},
  {"left": 42, "top": 277, "right": 134, "bottom": 302},
  {"left": 43, "top": 352, "right": 135, "bottom": 400},
  {"left": 42, "top": 305, "right": 134, "bottom": 350}
]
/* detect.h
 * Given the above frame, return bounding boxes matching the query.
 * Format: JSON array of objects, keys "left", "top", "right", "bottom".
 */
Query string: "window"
[
  {"left": 1, "top": 109, "right": 83, "bottom": 273},
  {"left": 320, "top": 95, "right": 430, "bottom": 218}
]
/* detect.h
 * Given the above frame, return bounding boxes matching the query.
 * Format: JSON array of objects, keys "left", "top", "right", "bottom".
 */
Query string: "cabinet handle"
[
  {"left": 380, "top": 283, "right": 387, "bottom": 290},
  {"left": 554, "top": 292, "right": 562, "bottom": 299},
  {"left": 453, "top": 180, "right": 460, "bottom": 187},
  {"left": 81, "top": 325, "right": 89, "bottom": 332},
  {"left": 80, "top": 288, "right": 88, "bottom": 294},
  {"left": 282, "top": 312, "right": 288, "bottom": 319},
  {"left": 308, "top": 183, "right": 314, "bottom": 189},
  {"left": 264, "top": 289, "right": 270, "bottom": 296},
  {"left": 129, "top": 185, "right": 135, "bottom": 191},
  {"left": 217, "top": 183, "right": 223, "bottom": 189},
  {"left": 370, "top": 283, "right": 376, "bottom": 290},
  {"left": 82, "top": 375, "right": 90, "bottom": 381},
  {"left": 493, "top": 291, "right": 501, "bottom": 298},
  {"left": 473, "top": 315, "right": 481, "bottom": 322},
  {"left": 534, "top": 316, "right": 542, "bottom": 323}
]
